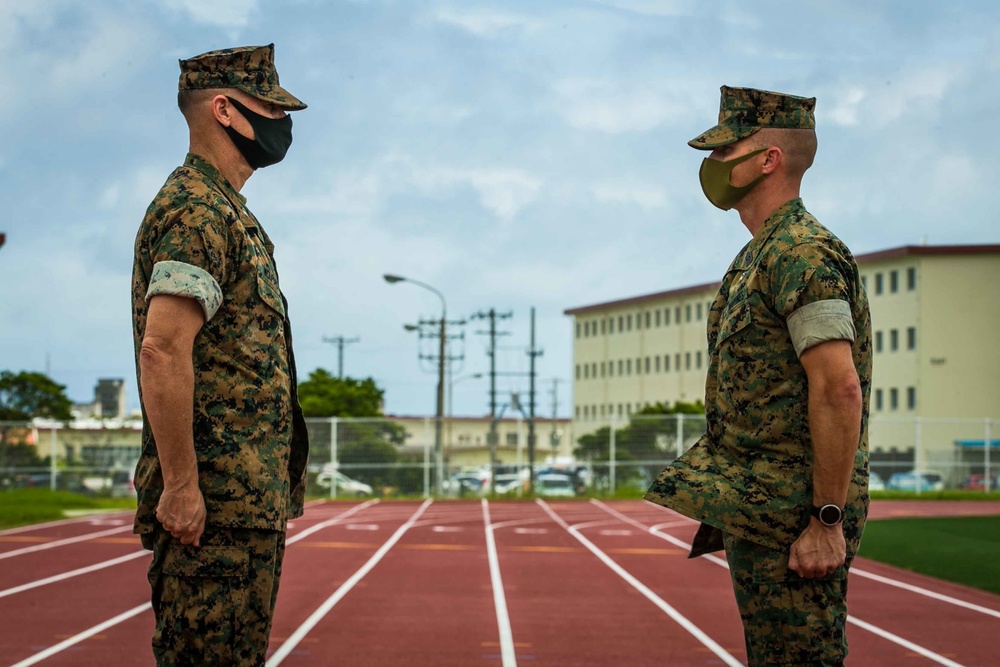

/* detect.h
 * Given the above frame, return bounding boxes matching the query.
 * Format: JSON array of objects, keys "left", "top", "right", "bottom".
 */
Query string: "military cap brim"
[
  {"left": 688, "top": 124, "right": 760, "bottom": 150},
  {"left": 179, "top": 44, "right": 307, "bottom": 111}
]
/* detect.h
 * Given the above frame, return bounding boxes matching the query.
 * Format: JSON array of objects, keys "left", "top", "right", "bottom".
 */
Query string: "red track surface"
[{"left": 2, "top": 499, "right": 998, "bottom": 666}]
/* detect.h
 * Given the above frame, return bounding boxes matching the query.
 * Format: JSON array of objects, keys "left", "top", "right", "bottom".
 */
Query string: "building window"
[
  {"left": 635, "top": 357, "right": 641, "bottom": 375},
  {"left": 583, "top": 365, "right": 589, "bottom": 379},
  {"left": 664, "top": 355, "right": 670, "bottom": 372},
  {"left": 626, "top": 359, "right": 632, "bottom": 375},
  {"left": 583, "top": 405, "right": 589, "bottom": 419},
  {"left": 599, "top": 405, "right": 605, "bottom": 417},
  {"left": 685, "top": 304, "right": 691, "bottom": 322},
  {"left": 890, "top": 329, "right": 898, "bottom": 352},
  {"left": 645, "top": 312, "right": 651, "bottom": 329},
  {"left": 592, "top": 362, "right": 597, "bottom": 378},
  {"left": 576, "top": 323, "right": 581, "bottom": 338},
  {"left": 601, "top": 319, "right": 606, "bottom": 335},
  {"left": 685, "top": 352, "right": 691, "bottom": 370},
  {"left": 874, "top": 389, "right": 883, "bottom": 411},
  {"left": 636, "top": 312, "right": 642, "bottom": 330},
  {"left": 890, "top": 388, "right": 899, "bottom": 411},
  {"left": 907, "top": 267, "right": 916, "bottom": 291},
  {"left": 675, "top": 353, "right": 681, "bottom": 371},
  {"left": 907, "top": 327, "right": 916, "bottom": 350},
  {"left": 696, "top": 351, "right": 702, "bottom": 369},
  {"left": 875, "top": 273, "right": 883, "bottom": 295},
  {"left": 618, "top": 360, "right": 623, "bottom": 375},
  {"left": 645, "top": 357, "right": 651, "bottom": 374},
  {"left": 617, "top": 403, "right": 623, "bottom": 416},
  {"left": 609, "top": 318, "right": 615, "bottom": 334},
  {"left": 665, "top": 308, "right": 671, "bottom": 325},
  {"left": 575, "top": 405, "right": 580, "bottom": 419},
  {"left": 655, "top": 356, "right": 661, "bottom": 373},
  {"left": 506, "top": 432, "right": 519, "bottom": 445},
  {"left": 890, "top": 270, "right": 898, "bottom": 293},
  {"left": 627, "top": 315, "right": 633, "bottom": 331},
  {"left": 655, "top": 310, "right": 661, "bottom": 327},
  {"left": 575, "top": 364, "right": 580, "bottom": 380},
  {"left": 618, "top": 315, "right": 624, "bottom": 331},
  {"left": 608, "top": 362, "right": 614, "bottom": 377},
  {"left": 907, "top": 387, "right": 916, "bottom": 410},
  {"left": 696, "top": 303, "right": 703, "bottom": 320},
  {"left": 875, "top": 331, "right": 883, "bottom": 353},
  {"left": 675, "top": 306, "right": 681, "bottom": 323},
  {"left": 600, "top": 362, "right": 605, "bottom": 377},
  {"left": 861, "top": 275, "right": 868, "bottom": 292}
]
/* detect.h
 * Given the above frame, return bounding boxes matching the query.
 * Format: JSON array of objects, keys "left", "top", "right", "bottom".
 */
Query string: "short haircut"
[
  {"left": 176, "top": 88, "right": 216, "bottom": 119},
  {"left": 750, "top": 128, "right": 818, "bottom": 178}
]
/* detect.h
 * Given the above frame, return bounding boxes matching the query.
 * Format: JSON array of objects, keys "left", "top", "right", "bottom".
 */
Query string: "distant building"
[
  {"left": 72, "top": 378, "right": 127, "bottom": 420},
  {"left": 564, "top": 244, "right": 1000, "bottom": 462}
]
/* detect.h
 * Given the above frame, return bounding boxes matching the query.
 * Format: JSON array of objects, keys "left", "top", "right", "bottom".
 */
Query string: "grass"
[
  {"left": 871, "top": 490, "right": 1000, "bottom": 501},
  {"left": 858, "top": 515, "right": 1000, "bottom": 595},
  {"left": 0, "top": 489, "right": 136, "bottom": 530}
]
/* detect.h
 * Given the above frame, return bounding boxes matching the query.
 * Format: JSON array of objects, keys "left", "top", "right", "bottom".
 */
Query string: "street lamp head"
[
  {"left": 403, "top": 324, "right": 419, "bottom": 332},
  {"left": 383, "top": 274, "right": 405, "bottom": 284}
]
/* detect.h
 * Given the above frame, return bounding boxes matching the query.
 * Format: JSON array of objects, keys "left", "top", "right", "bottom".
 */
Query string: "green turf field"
[
  {"left": 859, "top": 516, "right": 1000, "bottom": 596},
  {"left": 0, "top": 489, "right": 136, "bottom": 530}
]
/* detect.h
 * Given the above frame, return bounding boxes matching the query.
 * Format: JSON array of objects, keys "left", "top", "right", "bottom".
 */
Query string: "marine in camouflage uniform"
[
  {"left": 645, "top": 87, "right": 872, "bottom": 666},
  {"left": 132, "top": 44, "right": 309, "bottom": 666}
]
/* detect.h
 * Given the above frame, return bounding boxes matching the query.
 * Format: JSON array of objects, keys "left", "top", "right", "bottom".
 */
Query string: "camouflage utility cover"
[
  {"left": 131, "top": 153, "right": 309, "bottom": 534},
  {"left": 644, "top": 199, "right": 872, "bottom": 554},
  {"left": 179, "top": 43, "right": 307, "bottom": 111},
  {"left": 689, "top": 86, "right": 816, "bottom": 150}
]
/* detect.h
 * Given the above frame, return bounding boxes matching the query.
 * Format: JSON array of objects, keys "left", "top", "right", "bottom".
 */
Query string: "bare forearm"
[
  {"left": 808, "top": 384, "right": 861, "bottom": 507},
  {"left": 140, "top": 346, "right": 198, "bottom": 487}
]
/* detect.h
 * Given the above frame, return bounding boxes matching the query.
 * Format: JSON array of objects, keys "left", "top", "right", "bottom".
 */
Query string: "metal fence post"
[
  {"left": 50, "top": 426, "right": 58, "bottom": 492},
  {"left": 676, "top": 413, "right": 684, "bottom": 458},
  {"left": 329, "top": 417, "right": 338, "bottom": 500},
  {"left": 423, "top": 417, "right": 430, "bottom": 499},
  {"left": 609, "top": 415, "right": 616, "bottom": 496},
  {"left": 914, "top": 416, "right": 922, "bottom": 496},
  {"left": 985, "top": 418, "right": 992, "bottom": 493}
]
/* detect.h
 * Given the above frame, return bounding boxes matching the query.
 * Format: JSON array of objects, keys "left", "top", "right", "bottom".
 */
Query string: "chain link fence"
[{"left": 1, "top": 416, "right": 998, "bottom": 498}]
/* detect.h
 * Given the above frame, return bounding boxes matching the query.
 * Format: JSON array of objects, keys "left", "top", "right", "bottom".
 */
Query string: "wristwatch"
[{"left": 811, "top": 504, "right": 844, "bottom": 527}]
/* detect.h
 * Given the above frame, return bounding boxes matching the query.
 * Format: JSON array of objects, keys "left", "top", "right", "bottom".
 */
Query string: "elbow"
[
  {"left": 825, "top": 376, "right": 862, "bottom": 411},
  {"left": 139, "top": 336, "right": 178, "bottom": 378}
]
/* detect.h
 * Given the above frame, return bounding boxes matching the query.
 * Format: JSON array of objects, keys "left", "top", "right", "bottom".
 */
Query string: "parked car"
[
  {"left": 535, "top": 473, "right": 577, "bottom": 498},
  {"left": 444, "top": 470, "right": 491, "bottom": 497},
  {"left": 491, "top": 474, "right": 524, "bottom": 495},
  {"left": 887, "top": 470, "right": 945, "bottom": 492},
  {"left": 110, "top": 469, "right": 137, "bottom": 499},
  {"left": 959, "top": 474, "right": 1000, "bottom": 491},
  {"left": 868, "top": 471, "right": 886, "bottom": 491},
  {"left": 314, "top": 467, "right": 373, "bottom": 496}
]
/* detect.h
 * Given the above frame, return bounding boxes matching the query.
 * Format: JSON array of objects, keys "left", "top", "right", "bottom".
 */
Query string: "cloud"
[
  {"left": 553, "top": 79, "right": 692, "bottom": 133},
  {"left": 434, "top": 8, "right": 540, "bottom": 37},
  {"left": 159, "top": 0, "right": 259, "bottom": 29},
  {"left": 593, "top": 182, "right": 670, "bottom": 211}
]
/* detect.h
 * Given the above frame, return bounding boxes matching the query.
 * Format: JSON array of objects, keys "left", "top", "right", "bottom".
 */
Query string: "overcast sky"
[{"left": 2, "top": 0, "right": 998, "bottom": 418}]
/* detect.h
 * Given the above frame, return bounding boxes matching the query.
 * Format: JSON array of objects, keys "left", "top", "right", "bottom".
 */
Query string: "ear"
[
  {"left": 761, "top": 146, "right": 783, "bottom": 174},
  {"left": 211, "top": 95, "right": 234, "bottom": 127}
]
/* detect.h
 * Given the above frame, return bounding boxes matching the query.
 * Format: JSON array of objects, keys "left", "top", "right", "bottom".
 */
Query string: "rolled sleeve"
[
  {"left": 786, "top": 299, "right": 855, "bottom": 357},
  {"left": 147, "top": 260, "right": 224, "bottom": 321}
]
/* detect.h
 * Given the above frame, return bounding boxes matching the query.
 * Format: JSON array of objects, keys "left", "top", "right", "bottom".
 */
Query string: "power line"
[{"left": 322, "top": 336, "right": 360, "bottom": 378}]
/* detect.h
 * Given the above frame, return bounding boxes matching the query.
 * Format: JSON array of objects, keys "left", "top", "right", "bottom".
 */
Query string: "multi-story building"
[{"left": 565, "top": 244, "right": 1000, "bottom": 462}]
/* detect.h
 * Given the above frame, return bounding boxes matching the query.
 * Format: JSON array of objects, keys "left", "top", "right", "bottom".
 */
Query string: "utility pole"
[
  {"left": 526, "top": 307, "right": 543, "bottom": 492},
  {"left": 322, "top": 335, "right": 360, "bottom": 378},
  {"left": 0, "top": 233, "right": 5, "bottom": 250},
  {"left": 471, "top": 308, "right": 512, "bottom": 486}
]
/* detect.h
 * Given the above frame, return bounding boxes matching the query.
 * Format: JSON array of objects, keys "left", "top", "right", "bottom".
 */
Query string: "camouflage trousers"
[
  {"left": 141, "top": 524, "right": 286, "bottom": 666},
  {"left": 723, "top": 532, "right": 850, "bottom": 666}
]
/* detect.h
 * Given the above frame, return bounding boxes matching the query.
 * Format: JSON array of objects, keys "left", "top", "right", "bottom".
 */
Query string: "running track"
[{"left": 2, "top": 500, "right": 999, "bottom": 666}]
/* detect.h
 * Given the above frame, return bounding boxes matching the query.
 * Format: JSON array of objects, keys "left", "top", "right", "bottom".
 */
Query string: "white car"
[
  {"left": 535, "top": 473, "right": 577, "bottom": 498},
  {"left": 315, "top": 468, "right": 373, "bottom": 496}
]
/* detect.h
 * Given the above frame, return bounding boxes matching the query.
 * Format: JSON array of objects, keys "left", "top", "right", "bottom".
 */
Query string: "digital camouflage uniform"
[
  {"left": 132, "top": 45, "right": 309, "bottom": 666},
  {"left": 645, "top": 87, "right": 872, "bottom": 666}
]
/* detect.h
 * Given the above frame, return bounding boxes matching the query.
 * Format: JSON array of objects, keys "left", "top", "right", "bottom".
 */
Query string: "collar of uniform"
[
  {"left": 740, "top": 198, "right": 805, "bottom": 266},
  {"left": 183, "top": 152, "right": 248, "bottom": 207}
]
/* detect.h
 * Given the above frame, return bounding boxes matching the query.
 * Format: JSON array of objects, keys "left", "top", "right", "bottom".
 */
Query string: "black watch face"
[{"left": 819, "top": 505, "right": 842, "bottom": 525}]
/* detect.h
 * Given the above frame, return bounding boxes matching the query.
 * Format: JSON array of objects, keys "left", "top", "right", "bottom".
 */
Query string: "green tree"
[
  {"left": 297, "top": 369, "right": 384, "bottom": 418},
  {"left": 0, "top": 371, "right": 73, "bottom": 421}
]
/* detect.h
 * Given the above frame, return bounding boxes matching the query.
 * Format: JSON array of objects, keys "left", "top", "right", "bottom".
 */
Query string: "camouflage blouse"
[
  {"left": 131, "top": 153, "right": 309, "bottom": 534},
  {"left": 645, "top": 199, "right": 872, "bottom": 554}
]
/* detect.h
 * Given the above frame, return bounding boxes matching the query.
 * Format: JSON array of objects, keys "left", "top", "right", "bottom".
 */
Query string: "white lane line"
[
  {"left": 0, "top": 512, "right": 133, "bottom": 536},
  {"left": 0, "top": 550, "right": 150, "bottom": 599},
  {"left": 432, "top": 526, "right": 463, "bottom": 533},
  {"left": 285, "top": 500, "right": 380, "bottom": 546},
  {"left": 592, "top": 500, "right": 970, "bottom": 666},
  {"left": 266, "top": 500, "right": 433, "bottom": 667},
  {"left": 513, "top": 527, "right": 547, "bottom": 535},
  {"left": 346, "top": 524, "right": 380, "bottom": 531},
  {"left": 850, "top": 568, "right": 1000, "bottom": 620},
  {"left": 482, "top": 501, "right": 517, "bottom": 667},
  {"left": 847, "top": 617, "right": 966, "bottom": 667},
  {"left": 9, "top": 602, "right": 152, "bottom": 667},
  {"left": 0, "top": 525, "right": 133, "bottom": 560},
  {"left": 539, "top": 500, "right": 743, "bottom": 667},
  {"left": 598, "top": 529, "right": 633, "bottom": 536}
]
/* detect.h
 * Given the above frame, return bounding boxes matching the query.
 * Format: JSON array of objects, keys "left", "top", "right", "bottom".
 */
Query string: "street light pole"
[{"left": 384, "top": 274, "right": 447, "bottom": 495}]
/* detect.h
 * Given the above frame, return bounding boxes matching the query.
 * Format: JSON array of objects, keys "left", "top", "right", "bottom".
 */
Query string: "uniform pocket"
[
  {"left": 717, "top": 298, "right": 754, "bottom": 346},
  {"left": 750, "top": 559, "right": 848, "bottom": 664},
  {"left": 255, "top": 270, "right": 286, "bottom": 318}
]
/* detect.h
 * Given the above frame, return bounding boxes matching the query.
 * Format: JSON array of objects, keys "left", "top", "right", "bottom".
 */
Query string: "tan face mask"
[{"left": 698, "top": 148, "right": 768, "bottom": 210}]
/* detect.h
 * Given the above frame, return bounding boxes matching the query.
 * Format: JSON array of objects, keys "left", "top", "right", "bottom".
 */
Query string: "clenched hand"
[
  {"left": 788, "top": 520, "right": 846, "bottom": 579},
  {"left": 156, "top": 480, "right": 206, "bottom": 546}
]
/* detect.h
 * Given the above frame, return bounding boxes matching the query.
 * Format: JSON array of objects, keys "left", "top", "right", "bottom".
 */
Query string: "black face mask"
[{"left": 223, "top": 96, "right": 293, "bottom": 169}]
